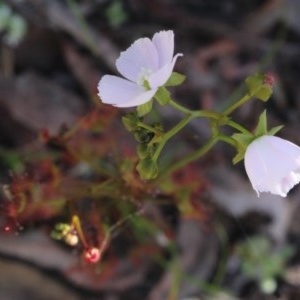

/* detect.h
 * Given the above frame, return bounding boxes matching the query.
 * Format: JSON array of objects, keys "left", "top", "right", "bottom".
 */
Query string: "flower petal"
[
  {"left": 148, "top": 53, "right": 183, "bottom": 89},
  {"left": 115, "top": 89, "right": 157, "bottom": 108},
  {"left": 267, "top": 136, "right": 300, "bottom": 161},
  {"left": 244, "top": 143, "right": 266, "bottom": 194},
  {"left": 245, "top": 135, "right": 300, "bottom": 197},
  {"left": 98, "top": 75, "right": 146, "bottom": 106},
  {"left": 116, "top": 37, "right": 159, "bottom": 82},
  {"left": 152, "top": 30, "right": 174, "bottom": 67}
]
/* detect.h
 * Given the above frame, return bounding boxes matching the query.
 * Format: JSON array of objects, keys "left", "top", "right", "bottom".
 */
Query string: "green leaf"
[
  {"left": 232, "top": 132, "right": 254, "bottom": 145},
  {"left": 137, "top": 100, "right": 153, "bottom": 117},
  {"left": 165, "top": 72, "right": 186, "bottom": 87},
  {"left": 154, "top": 87, "right": 172, "bottom": 105}
]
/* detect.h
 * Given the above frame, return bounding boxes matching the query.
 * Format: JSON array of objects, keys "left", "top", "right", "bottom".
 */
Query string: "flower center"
[{"left": 137, "top": 67, "right": 153, "bottom": 88}]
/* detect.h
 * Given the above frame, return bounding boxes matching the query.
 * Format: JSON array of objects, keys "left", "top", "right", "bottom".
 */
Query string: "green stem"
[
  {"left": 227, "top": 120, "right": 252, "bottom": 134},
  {"left": 152, "top": 114, "right": 194, "bottom": 161},
  {"left": 137, "top": 122, "right": 161, "bottom": 134},
  {"left": 158, "top": 132, "right": 239, "bottom": 178},
  {"left": 222, "top": 93, "right": 252, "bottom": 116},
  {"left": 169, "top": 99, "right": 251, "bottom": 134},
  {"left": 168, "top": 99, "right": 193, "bottom": 114},
  {"left": 169, "top": 99, "right": 222, "bottom": 120},
  {"left": 149, "top": 95, "right": 254, "bottom": 177},
  {"left": 217, "top": 134, "right": 237, "bottom": 147},
  {"left": 72, "top": 215, "right": 88, "bottom": 248},
  {"left": 158, "top": 136, "right": 219, "bottom": 178}
]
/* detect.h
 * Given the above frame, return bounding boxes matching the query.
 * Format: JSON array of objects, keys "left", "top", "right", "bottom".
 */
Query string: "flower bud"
[
  {"left": 122, "top": 112, "right": 141, "bottom": 132},
  {"left": 137, "top": 144, "right": 149, "bottom": 159},
  {"left": 64, "top": 232, "right": 79, "bottom": 246},
  {"left": 136, "top": 158, "right": 158, "bottom": 180},
  {"left": 134, "top": 128, "right": 154, "bottom": 143},
  {"left": 137, "top": 144, "right": 156, "bottom": 159},
  {"left": 245, "top": 73, "right": 273, "bottom": 102},
  {"left": 83, "top": 247, "right": 101, "bottom": 264}
]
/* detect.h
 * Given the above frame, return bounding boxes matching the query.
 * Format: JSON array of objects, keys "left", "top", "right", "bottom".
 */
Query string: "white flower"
[
  {"left": 244, "top": 135, "right": 300, "bottom": 197},
  {"left": 98, "top": 30, "right": 182, "bottom": 107}
]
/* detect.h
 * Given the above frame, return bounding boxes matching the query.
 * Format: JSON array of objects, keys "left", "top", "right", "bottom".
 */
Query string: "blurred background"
[{"left": 1, "top": 0, "right": 300, "bottom": 299}]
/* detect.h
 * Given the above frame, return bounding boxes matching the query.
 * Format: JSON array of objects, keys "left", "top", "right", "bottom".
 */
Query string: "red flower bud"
[
  {"left": 83, "top": 247, "right": 101, "bottom": 264},
  {"left": 263, "top": 73, "right": 275, "bottom": 86}
]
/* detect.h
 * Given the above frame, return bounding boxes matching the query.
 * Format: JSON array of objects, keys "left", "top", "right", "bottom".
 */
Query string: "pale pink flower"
[
  {"left": 98, "top": 30, "right": 182, "bottom": 107},
  {"left": 245, "top": 135, "right": 300, "bottom": 197}
]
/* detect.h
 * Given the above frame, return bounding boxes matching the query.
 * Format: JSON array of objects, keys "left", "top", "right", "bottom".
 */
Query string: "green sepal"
[
  {"left": 245, "top": 74, "right": 273, "bottom": 102},
  {"left": 254, "top": 111, "right": 284, "bottom": 136},
  {"left": 137, "top": 143, "right": 156, "bottom": 159},
  {"left": 165, "top": 72, "right": 186, "bottom": 87},
  {"left": 231, "top": 110, "right": 268, "bottom": 164},
  {"left": 268, "top": 125, "right": 283, "bottom": 136},
  {"left": 231, "top": 110, "right": 284, "bottom": 164},
  {"left": 254, "top": 110, "right": 284, "bottom": 137},
  {"left": 255, "top": 85, "right": 272, "bottom": 102},
  {"left": 246, "top": 73, "right": 264, "bottom": 94},
  {"left": 155, "top": 87, "right": 172, "bottom": 105},
  {"left": 232, "top": 132, "right": 255, "bottom": 146},
  {"left": 136, "top": 158, "right": 158, "bottom": 180},
  {"left": 137, "top": 144, "right": 149, "bottom": 159},
  {"left": 232, "top": 149, "right": 246, "bottom": 165},
  {"left": 137, "top": 100, "right": 153, "bottom": 117},
  {"left": 254, "top": 110, "right": 268, "bottom": 136},
  {"left": 149, "top": 122, "right": 163, "bottom": 145},
  {"left": 122, "top": 112, "right": 141, "bottom": 132},
  {"left": 231, "top": 132, "right": 255, "bottom": 164}
]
